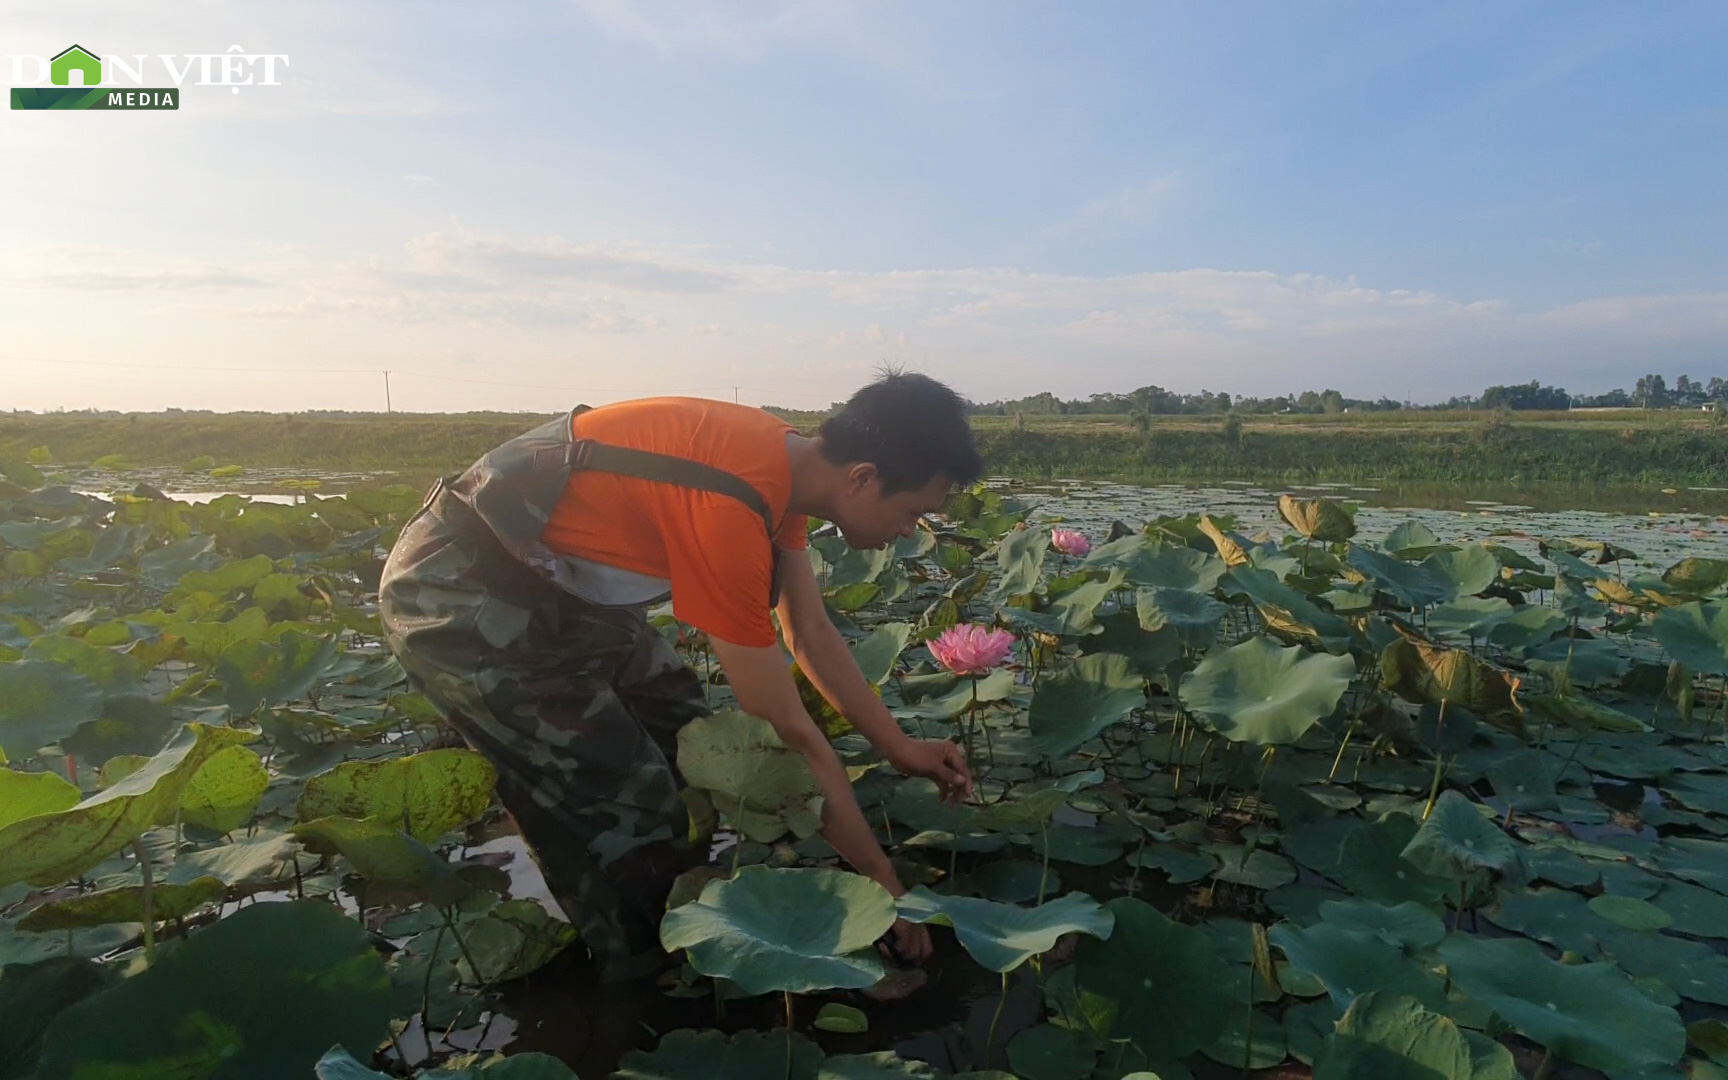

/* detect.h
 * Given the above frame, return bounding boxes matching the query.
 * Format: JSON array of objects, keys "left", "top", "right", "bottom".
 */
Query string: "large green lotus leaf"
[
  {"left": 614, "top": 1028, "right": 822, "bottom": 1080},
  {"left": 1483, "top": 887, "right": 1620, "bottom": 955},
  {"left": 162, "top": 830, "right": 298, "bottom": 887},
  {"left": 1399, "top": 791, "right": 1519, "bottom": 879},
  {"left": 0, "top": 767, "right": 79, "bottom": 830},
  {"left": 1028, "top": 823, "right": 1126, "bottom": 867},
  {"left": 991, "top": 526, "right": 1049, "bottom": 600},
  {"left": 1663, "top": 557, "right": 1728, "bottom": 596},
  {"left": 1426, "top": 597, "right": 1516, "bottom": 640},
  {"left": 970, "top": 859, "right": 1062, "bottom": 903},
  {"left": 1485, "top": 605, "right": 1568, "bottom": 651},
  {"left": 1437, "top": 932, "right": 1685, "bottom": 1074},
  {"left": 1599, "top": 928, "right": 1728, "bottom": 1006},
  {"left": 1078, "top": 611, "right": 1183, "bottom": 679},
  {"left": 973, "top": 768, "right": 1103, "bottom": 833},
  {"left": 826, "top": 544, "right": 894, "bottom": 589},
  {"left": 37, "top": 900, "right": 388, "bottom": 1080},
  {"left": 1180, "top": 635, "right": 1354, "bottom": 745},
  {"left": 817, "top": 1052, "right": 941, "bottom": 1079},
  {"left": 1221, "top": 567, "right": 1352, "bottom": 651},
  {"left": 1027, "top": 652, "right": 1143, "bottom": 758},
  {"left": 1380, "top": 637, "right": 1522, "bottom": 731},
  {"left": 23, "top": 636, "right": 141, "bottom": 692},
  {"left": 1523, "top": 691, "right": 1649, "bottom": 734},
  {"left": 1347, "top": 545, "right": 1450, "bottom": 608},
  {"left": 1006, "top": 1023, "right": 1095, "bottom": 1080},
  {"left": 454, "top": 899, "right": 578, "bottom": 985},
  {"left": 1651, "top": 836, "right": 1728, "bottom": 895},
  {"left": 1652, "top": 602, "right": 1728, "bottom": 676},
  {"left": 295, "top": 748, "right": 495, "bottom": 843},
  {"left": 175, "top": 553, "right": 275, "bottom": 597},
  {"left": 17, "top": 876, "right": 225, "bottom": 931},
  {"left": 290, "top": 817, "right": 473, "bottom": 908},
  {"left": 216, "top": 629, "right": 340, "bottom": 715},
  {"left": 0, "top": 660, "right": 103, "bottom": 761},
  {"left": 0, "top": 956, "right": 111, "bottom": 1080},
  {"left": 1280, "top": 494, "right": 1357, "bottom": 543},
  {"left": 894, "top": 887, "right": 1113, "bottom": 972},
  {"left": 1269, "top": 922, "right": 1447, "bottom": 1011},
  {"left": 1316, "top": 898, "right": 1445, "bottom": 950},
  {"left": 1334, "top": 813, "right": 1450, "bottom": 906},
  {"left": 1128, "top": 842, "right": 1218, "bottom": 884},
  {"left": 896, "top": 668, "right": 1015, "bottom": 720},
  {"left": 1664, "top": 771, "right": 1728, "bottom": 817},
  {"left": 1205, "top": 843, "right": 1297, "bottom": 889},
  {"left": 1072, "top": 897, "right": 1234, "bottom": 1060},
  {"left": 138, "top": 534, "right": 222, "bottom": 588},
  {"left": 1385, "top": 521, "right": 1442, "bottom": 552},
  {"left": 1102, "top": 541, "right": 1226, "bottom": 592},
  {"left": 1136, "top": 587, "right": 1229, "bottom": 650},
  {"left": 0, "top": 723, "right": 254, "bottom": 888},
  {"left": 852, "top": 622, "right": 913, "bottom": 685},
  {"left": 658, "top": 866, "right": 895, "bottom": 995},
  {"left": 1524, "top": 636, "right": 1630, "bottom": 689},
  {"left": 1419, "top": 544, "right": 1500, "bottom": 600},
  {"left": 1313, "top": 991, "right": 1517, "bottom": 1080},
  {"left": 1652, "top": 879, "right": 1728, "bottom": 939},
  {"left": 176, "top": 744, "right": 269, "bottom": 833},
  {"left": 60, "top": 693, "right": 181, "bottom": 767},
  {"left": 316, "top": 1046, "right": 578, "bottom": 1079},
  {"left": 680, "top": 710, "right": 824, "bottom": 843}
]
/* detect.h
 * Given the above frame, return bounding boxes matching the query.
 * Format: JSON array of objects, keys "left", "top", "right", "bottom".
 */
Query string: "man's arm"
[{"left": 776, "top": 546, "right": 972, "bottom": 803}]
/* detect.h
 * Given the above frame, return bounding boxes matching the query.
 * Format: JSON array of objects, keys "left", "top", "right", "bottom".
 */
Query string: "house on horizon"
[{"left": 50, "top": 45, "right": 102, "bottom": 87}]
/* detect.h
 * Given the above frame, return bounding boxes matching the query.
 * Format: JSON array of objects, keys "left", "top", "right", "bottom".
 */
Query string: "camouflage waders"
[{"left": 378, "top": 408, "right": 783, "bottom": 981}]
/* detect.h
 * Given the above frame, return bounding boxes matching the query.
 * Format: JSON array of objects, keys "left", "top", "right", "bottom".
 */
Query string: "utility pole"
[
  {"left": 382, "top": 370, "right": 393, "bottom": 414},
  {"left": 733, "top": 386, "right": 740, "bottom": 404}
]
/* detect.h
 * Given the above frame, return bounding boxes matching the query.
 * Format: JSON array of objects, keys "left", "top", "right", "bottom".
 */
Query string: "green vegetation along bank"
[{"left": 4, "top": 409, "right": 1728, "bottom": 488}]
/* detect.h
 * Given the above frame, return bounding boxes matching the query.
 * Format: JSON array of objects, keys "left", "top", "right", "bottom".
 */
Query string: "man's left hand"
[{"left": 889, "top": 738, "right": 974, "bottom": 805}]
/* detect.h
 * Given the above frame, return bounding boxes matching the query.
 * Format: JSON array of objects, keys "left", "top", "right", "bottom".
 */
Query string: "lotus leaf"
[
  {"left": 1587, "top": 894, "right": 1672, "bottom": 931},
  {"left": 454, "top": 899, "right": 577, "bottom": 984},
  {"left": 1484, "top": 605, "right": 1568, "bottom": 650},
  {"left": 1073, "top": 897, "right": 1234, "bottom": 1060},
  {"left": 895, "top": 887, "right": 1112, "bottom": 971},
  {"left": 1651, "top": 880, "right": 1728, "bottom": 938},
  {"left": 295, "top": 747, "right": 496, "bottom": 843},
  {"left": 1437, "top": 932, "right": 1685, "bottom": 1073},
  {"left": 1333, "top": 813, "right": 1450, "bottom": 906},
  {"left": 992, "top": 526, "right": 1049, "bottom": 599},
  {"left": 819, "top": 1053, "right": 941, "bottom": 1079},
  {"left": 1346, "top": 545, "right": 1450, "bottom": 608},
  {"left": 1420, "top": 544, "right": 1500, "bottom": 599},
  {"left": 1385, "top": 521, "right": 1442, "bottom": 552},
  {"left": 36, "top": 900, "right": 390, "bottom": 1080},
  {"left": 0, "top": 660, "right": 104, "bottom": 761},
  {"left": 1179, "top": 635, "right": 1354, "bottom": 745},
  {"left": 1027, "top": 823, "right": 1127, "bottom": 866},
  {"left": 216, "top": 630, "right": 340, "bottom": 715},
  {"left": 1523, "top": 691, "right": 1649, "bottom": 734},
  {"left": 162, "top": 829, "right": 297, "bottom": 886},
  {"left": 291, "top": 817, "right": 474, "bottom": 908},
  {"left": 1598, "top": 929, "right": 1728, "bottom": 1006},
  {"left": 974, "top": 768, "right": 1102, "bottom": 832},
  {"left": 1279, "top": 494, "right": 1356, "bottom": 542},
  {"left": 1653, "top": 601, "right": 1728, "bottom": 675},
  {"left": 1128, "top": 842, "right": 1217, "bottom": 884},
  {"left": 1313, "top": 991, "right": 1517, "bottom": 1080},
  {"left": 60, "top": 693, "right": 180, "bottom": 767},
  {"left": 1006, "top": 1023, "right": 1096, "bottom": 1080},
  {"left": 1524, "top": 636, "right": 1629, "bottom": 688},
  {"left": 1135, "top": 587, "right": 1228, "bottom": 650},
  {"left": 1221, "top": 566, "right": 1352, "bottom": 651},
  {"left": 971, "top": 859, "right": 1062, "bottom": 903},
  {"left": 1205, "top": 843, "right": 1296, "bottom": 889},
  {"left": 1483, "top": 887, "right": 1620, "bottom": 955},
  {"left": 176, "top": 744, "right": 269, "bottom": 833},
  {"left": 1399, "top": 791, "right": 1519, "bottom": 879},
  {"left": 0, "top": 956, "right": 111, "bottom": 1080},
  {"left": 897, "top": 668, "right": 1014, "bottom": 720},
  {"left": 1380, "top": 636, "right": 1521, "bottom": 729},
  {"left": 852, "top": 622, "right": 913, "bottom": 685},
  {"left": 614, "top": 1028, "right": 821, "bottom": 1080},
  {"left": 1426, "top": 597, "right": 1516, "bottom": 640},
  {"left": 0, "top": 723, "right": 254, "bottom": 888},
  {"left": 24, "top": 635, "right": 141, "bottom": 691},
  {"left": 19, "top": 876, "right": 225, "bottom": 932},
  {"left": 1102, "top": 541, "right": 1226, "bottom": 592},
  {"left": 1315, "top": 898, "right": 1445, "bottom": 950},
  {"left": 1270, "top": 921, "right": 1448, "bottom": 1011},
  {"left": 1663, "top": 557, "right": 1728, "bottom": 595},
  {"left": 176, "top": 553, "right": 275, "bottom": 596},
  {"left": 316, "top": 1047, "right": 577, "bottom": 1079},
  {"left": 658, "top": 866, "right": 895, "bottom": 995},
  {"left": 1199, "top": 513, "right": 1250, "bottom": 566},
  {"left": 0, "top": 767, "right": 78, "bottom": 830},
  {"left": 675, "top": 710, "right": 824, "bottom": 842},
  {"left": 814, "top": 1002, "right": 869, "bottom": 1034},
  {"left": 1651, "top": 836, "right": 1728, "bottom": 895},
  {"left": 1027, "top": 652, "right": 1143, "bottom": 758}
]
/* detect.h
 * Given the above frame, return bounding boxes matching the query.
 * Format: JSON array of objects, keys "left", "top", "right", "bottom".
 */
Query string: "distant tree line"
[{"left": 962, "top": 372, "right": 1727, "bottom": 416}]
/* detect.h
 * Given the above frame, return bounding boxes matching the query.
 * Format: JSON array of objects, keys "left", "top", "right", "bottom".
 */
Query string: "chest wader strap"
[{"left": 535, "top": 430, "right": 788, "bottom": 609}]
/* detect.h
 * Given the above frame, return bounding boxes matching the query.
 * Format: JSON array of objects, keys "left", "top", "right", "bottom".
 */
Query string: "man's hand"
[
  {"left": 883, "top": 917, "right": 933, "bottom": 964},
  {"left": 889, "top": 737, "right": 974, "bottom": 805}
]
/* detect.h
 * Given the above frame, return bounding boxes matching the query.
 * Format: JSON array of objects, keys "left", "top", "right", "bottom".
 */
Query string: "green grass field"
[{"left": 3, "top": 407, "right": 1725, "bottom": 492}]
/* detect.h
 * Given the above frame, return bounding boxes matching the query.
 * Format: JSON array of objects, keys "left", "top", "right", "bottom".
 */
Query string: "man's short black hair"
[{"left": 818, "top": 370, "right": 983, "bottom": 495}]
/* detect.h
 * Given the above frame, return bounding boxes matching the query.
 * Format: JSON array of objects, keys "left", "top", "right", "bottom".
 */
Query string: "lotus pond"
[{"left": 7, "top": 458, "right": 1728, "bottom": 1080}]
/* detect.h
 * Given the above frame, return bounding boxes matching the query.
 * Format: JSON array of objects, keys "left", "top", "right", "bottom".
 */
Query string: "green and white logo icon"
[
  {"left": 12, "top": 44, "right": 179, "bottom": 110},
  {"left": 49, "top": 44, "right": 103, "bottom": 86}
]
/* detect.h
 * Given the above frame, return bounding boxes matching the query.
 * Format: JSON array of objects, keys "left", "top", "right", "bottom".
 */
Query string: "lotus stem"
[
  {"left": 983, "top": 969, "right": 1009, "bottom": 1069},
  {"left": 783, "top": 991, "right": 795, "bottom": 1080},
  {"left": 1422, "top": 700, "right": 1448, "bottom": 820},
  {"left": 1037, "top": 822, "right": 1051, "bottom": 906},
  {"left": 1327, "top": 715, "right": 1359, "bottom": 784},
  {"left": 442, "top": 907, "right": 486, "bottom": 988},
  {"left": 136, "top": 840, "right": 156, "bottom": 966},
  {"left": 1241, "top": 962, "right": 1255, "bottom": 1078},
  {"left": 1531, "top": 1048, "right": 1553, "bottom": 1080},
  {"left": 732, "top": 794, "right": 748, "bottom": 877},
  {"left": 1454, "top": 880, "right": 1468, "bottom": 932}
]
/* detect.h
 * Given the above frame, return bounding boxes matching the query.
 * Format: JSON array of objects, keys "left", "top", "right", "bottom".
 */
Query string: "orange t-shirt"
[{"left": 539, "top": 398, "right": 808, "bottom": 647}]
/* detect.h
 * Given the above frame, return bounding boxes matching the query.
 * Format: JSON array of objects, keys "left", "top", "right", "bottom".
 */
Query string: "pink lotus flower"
[
  {"left": 1050, "top": 528, "right": 1091, "bottom": 557},
  {"left": 929, "top": 623, "right": 1015, "bottom": 676}
]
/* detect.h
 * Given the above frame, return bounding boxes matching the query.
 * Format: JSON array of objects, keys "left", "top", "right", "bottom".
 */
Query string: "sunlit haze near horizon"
[{"left": 1, "top": 1, "right": 1724, "bottom": 413}]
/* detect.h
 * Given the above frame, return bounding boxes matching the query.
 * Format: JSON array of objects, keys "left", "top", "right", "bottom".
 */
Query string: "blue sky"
[{"left": 2, "top": 1, "right": 1724, "bottom": 411}]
